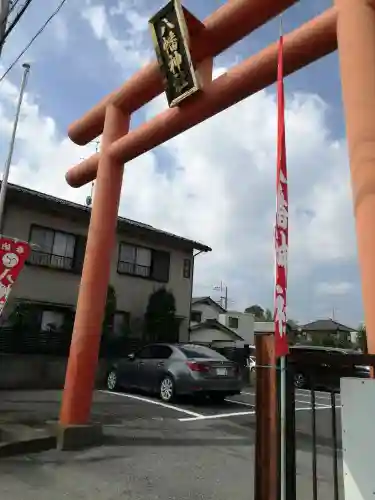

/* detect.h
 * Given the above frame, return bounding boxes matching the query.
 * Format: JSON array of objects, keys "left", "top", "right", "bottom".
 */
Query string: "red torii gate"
[{"left": 60, "top": 0, "right": 375, "bottom": 442}]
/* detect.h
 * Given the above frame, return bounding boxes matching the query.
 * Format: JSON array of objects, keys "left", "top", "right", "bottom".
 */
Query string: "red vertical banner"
[
  {"left": 0, "top": 237, "right": 31, "bottom": 316},
  {"left": 274, "top": 34, "right": 289, "bottom": 358}
]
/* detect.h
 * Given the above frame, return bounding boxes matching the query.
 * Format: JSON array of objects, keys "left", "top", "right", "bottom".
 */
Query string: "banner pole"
[
  {"left": 278, "top": 14, "right": 287, "bottom": 500},
  {"left": 280, "top": 354, "right": 286, "bottom": 500}
]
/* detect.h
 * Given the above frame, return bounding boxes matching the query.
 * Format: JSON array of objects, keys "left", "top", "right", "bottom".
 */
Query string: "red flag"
[
  {"left": 0, "top": 237, "right": 31, "bottom": 316},
  {"left": 274, "top": 34, "right": 289, "bottom": 358}
]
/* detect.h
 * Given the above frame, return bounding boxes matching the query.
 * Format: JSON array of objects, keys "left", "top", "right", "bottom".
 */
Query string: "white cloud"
[
  {"left": 0, "top": 0, "right": 362, "bottom": 325},
  {"left": 315, "top": 281, "right": 353, "bottom": 296},
  {"left": 81, "top": 2, "right": 152, "bottom": 71},
  {"left": 0, "top": 75, "right": 95, "bottom": 203}
]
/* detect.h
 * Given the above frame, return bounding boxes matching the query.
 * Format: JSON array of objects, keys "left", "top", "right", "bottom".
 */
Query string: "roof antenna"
[{"left": 85, "top": 139, "right": 100, "bottom": 207}]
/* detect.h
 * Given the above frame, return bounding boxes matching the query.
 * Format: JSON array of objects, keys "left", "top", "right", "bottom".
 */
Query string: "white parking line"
[
  {"left": 295, "top": 399, "right": 331, "bottom": 407},
  {"left": 243, "top": 389, "right": 340, "bottom": 404},
  {"left": 297, "top": 389, "right": 340, "bottom": 400},
  {"left": 240, "top": 391, "right": 340, "bottom": 412},
  {"left": 225, "top": 398, "right": 255, "bottom": 408},
  {"left": 180, "top": 404, "right": 342, "bottom": 422},
  {"left": 179, "top": 410, "right": 256, "bottom": 422},
  {"left": 100, "top": 390, "right": 204, "bottom": 418},
  {"left": 296, "top": 405, "right": 341, "bottom": 412}
]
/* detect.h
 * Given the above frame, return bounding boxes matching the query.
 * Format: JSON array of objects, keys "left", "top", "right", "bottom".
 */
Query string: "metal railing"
[
  {"left": 117, "top": 261, "right": 150, "bottom": 277},
  {"left": 284, "top": 351, "right": 375, "bottom": 500},
  {"left": 28, "top": 250, "right": 73, "bottom": 270}
]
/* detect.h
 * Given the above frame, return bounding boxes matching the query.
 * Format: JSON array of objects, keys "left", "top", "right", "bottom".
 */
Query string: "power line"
[
  {"left": 9, "top": 0, "right": 23, "bottom": 16},
  {"left": 1, "top": 1, "right": 29, "bottom": 43},
  {"left": 1, "top": 0, "right": 35, "bottom": 49},
  {"left": 0, "top": 0, "right": 68, "bottom": 84}
]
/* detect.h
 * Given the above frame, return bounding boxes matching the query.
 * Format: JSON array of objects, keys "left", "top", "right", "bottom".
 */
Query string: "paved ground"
[{"left": 0, "top": 388, "right": 343, "bottom": 499}]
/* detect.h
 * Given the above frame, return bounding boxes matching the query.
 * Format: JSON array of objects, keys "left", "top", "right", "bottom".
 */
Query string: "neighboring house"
[
  {"left": 190, "top": 296, "right": 226, "bottom": 324},
  {"left": 299, "top": 319, "right": 357, "bottom": 346},
  {"left": 190, "top": 318, "right": 244, "bottom": 346},
  {"left": 254, "top": 321, "right": 296, "bottom": 343},
  {"left": 1, "top": 183, "right": 211, "bottom": 342},
  {"left": 189, "top": 296, "right": 255, "bottom": 346}
]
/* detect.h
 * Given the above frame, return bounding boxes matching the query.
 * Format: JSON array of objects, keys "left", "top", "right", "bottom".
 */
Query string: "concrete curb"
[
  {"left": 0, "top": 418, "right": 104, "bottom": 457},
  {"left": 48, "top": 421, "right": 104, "bottom": 451},
  {"left": 0, "top": 435, "right": 56, "bottom": 457}
]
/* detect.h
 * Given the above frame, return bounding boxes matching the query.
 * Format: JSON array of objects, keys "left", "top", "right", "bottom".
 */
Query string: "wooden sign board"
[{"left": 149, "top": 0, "right": 200, "bottom": 107}]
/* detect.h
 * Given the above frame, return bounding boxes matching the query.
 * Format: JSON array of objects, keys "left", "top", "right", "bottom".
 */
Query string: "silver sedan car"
[{"left": 106, "top": 343, "right": 244, "bottom": 402}]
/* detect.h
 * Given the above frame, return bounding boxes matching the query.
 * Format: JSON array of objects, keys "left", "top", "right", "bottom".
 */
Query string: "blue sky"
[{"left": 0, "top": 0, "right": 363, "bottom": 328}]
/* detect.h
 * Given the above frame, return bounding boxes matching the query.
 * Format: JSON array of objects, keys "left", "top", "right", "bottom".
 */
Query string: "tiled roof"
[
  {"left": 300, "top": 319, "right": 356, "bottom": 333},
  {"left": 6, "top": 182, "right": 211, "bottom": 252},
  {"left": 191, "top": 296, "right": 226, "bottom": 312},
  {"left": 190, "top": 319, "right": 243, "bottom": 340}
]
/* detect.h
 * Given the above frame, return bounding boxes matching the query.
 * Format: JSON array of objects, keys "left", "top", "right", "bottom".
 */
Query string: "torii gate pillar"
[
  {"left": 336, "top": 0, "right": 375, "bottom": 352},
  {"left": 59, "top": 106, "right": 129, "bottom": 425}
]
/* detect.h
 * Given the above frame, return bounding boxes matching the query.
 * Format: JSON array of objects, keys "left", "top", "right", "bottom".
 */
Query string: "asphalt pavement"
[{"left": 0, "top": 388, "right": 343, "bottom": 499}]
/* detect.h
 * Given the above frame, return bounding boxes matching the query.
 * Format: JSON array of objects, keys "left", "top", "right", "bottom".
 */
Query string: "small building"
[
  {"left": 1, "top": 183, "right": 211, "bottom": 342},
  {"left": 189, "top": 296, "right": 255, "bottom": 347},
  {"left": 299, "top": 319, "right": 357, "bottom": 346},
  {"left": 254, "top": 321, "right": 297, "bottom": 344}
]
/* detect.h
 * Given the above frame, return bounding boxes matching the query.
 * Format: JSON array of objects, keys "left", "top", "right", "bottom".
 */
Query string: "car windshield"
[{"left": 179, "top": 345, "right": 226, "bottom": 360}]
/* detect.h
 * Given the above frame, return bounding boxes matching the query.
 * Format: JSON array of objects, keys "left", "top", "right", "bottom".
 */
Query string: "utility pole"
[
  {"left": 0, "top": 0, "right": 10, "bottom": 57},
  {"left": 85, "top": 139, "right": 100, "bottom": 207},
  {"left": 0, "top": 62, "right": 30, "bottom": 232},
  {"left": 213, "top": 281, "right": 228, "bottom": 310}
]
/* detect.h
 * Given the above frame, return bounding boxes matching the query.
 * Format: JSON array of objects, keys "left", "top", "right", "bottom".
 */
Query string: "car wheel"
[
  {"left": 107, "top": 370, "right": 118, "bottom": 391},
  {"left": 159, "top": 376, "right": 175, "bottom": 402},
  {"left": 294, "top": 373, "right": 306, "bottom": 389}
]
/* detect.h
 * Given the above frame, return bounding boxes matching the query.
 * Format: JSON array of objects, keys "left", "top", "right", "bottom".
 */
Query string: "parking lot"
[
  {"left": 0, "top": 388, "right": 343, "bottom": 499},
  {"left": 98, "top": 386, "right": 341, "bottom": 427}
]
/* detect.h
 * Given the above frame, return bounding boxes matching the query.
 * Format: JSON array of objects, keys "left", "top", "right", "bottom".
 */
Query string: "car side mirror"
[{"left": 128, "top": 353, "right": 135, "bottom": 361}]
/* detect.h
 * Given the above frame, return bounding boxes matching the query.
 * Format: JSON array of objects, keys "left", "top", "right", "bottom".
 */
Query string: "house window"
[
  {"left": 117, "top": 243, "right": 170, "bottom": 283},
  {"left": 118, "top": 243, "right": 151, "bottom": 277},
  {"left": 41, "top": 310, "right": 65, "bottom": 332},
  {"left": 183, "top": 258, "right": 191, "bottom": 279},
  {"left": 228, "top": 316, "right": 239, "bottom": 329},
  {"left": 190, "top": 310, "right": 202, "bottom": 323},
  {"left": 28, "top": 226, "right": 76, "bottom": 271}
]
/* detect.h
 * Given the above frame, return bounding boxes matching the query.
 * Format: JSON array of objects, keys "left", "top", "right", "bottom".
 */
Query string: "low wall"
[{"left": 0, "top": 354, "right": 109, "bottom": 390}]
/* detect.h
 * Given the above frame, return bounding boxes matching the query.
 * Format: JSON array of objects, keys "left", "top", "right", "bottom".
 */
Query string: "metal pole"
[
  {"left": 188, "top": 250, "right": 204, "bottom": 341},
  {"left": 0, "top": 62, "right": 30, "bottom": 232},
  {"left": 225, "top": 284, "right": 228, "bottom": 310},
  {"left": 278, "top": 14, "right": 287, "bottom": 500},
  {"left": 280, "top": 354, "right": 286, "bottom": 500}
]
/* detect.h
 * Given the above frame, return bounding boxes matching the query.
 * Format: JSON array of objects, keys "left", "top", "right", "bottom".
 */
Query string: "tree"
[
  {"left": 357, "top": 324, "right": 368, "bottom": 353},
  {"left": 245, "top": 304, "right": 265, "bottom": 320},
  {"left": 102, "top": 284, "right": 117, "bottom": 336},
  {"left": 287, "top": 319, "right": 299, "bottom": 330},
  {"left": 263, "top": 308, "right": 273, "bottom": 322},
  {"left": 244, "top": 304, "right": 273, "bottom": 322},
  {"left": 144, "top": 287, "right": 179, "bottom": 342},
  {"left": 336, "top": 332, "right": 352, "bottom": 349}
]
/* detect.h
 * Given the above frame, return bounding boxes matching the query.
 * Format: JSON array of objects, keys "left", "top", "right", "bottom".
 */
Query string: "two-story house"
[
  {"left": 189, "top": 296, "right": 255, "bottom": 346},
  {"left": 1, "top": 183, "right": 211, "bottom": 341}
]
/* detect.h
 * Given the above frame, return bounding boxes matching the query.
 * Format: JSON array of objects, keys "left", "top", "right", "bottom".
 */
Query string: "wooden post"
[{"left": 254, "top": 332, "right": 278, "bottom": 500}]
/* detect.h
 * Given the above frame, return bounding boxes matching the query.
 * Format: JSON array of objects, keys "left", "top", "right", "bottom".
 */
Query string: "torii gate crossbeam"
[{"left": 66, "top": 8, "right": 337, "bottom": 189}]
